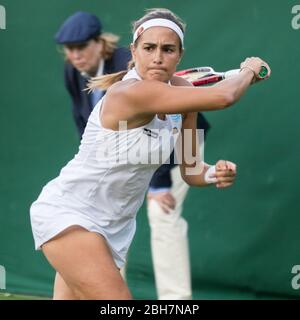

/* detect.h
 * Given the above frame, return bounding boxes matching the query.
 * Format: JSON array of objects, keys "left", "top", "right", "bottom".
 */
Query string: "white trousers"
[{"left": 147, "top": 166, "right": 191, "bottom": 300}]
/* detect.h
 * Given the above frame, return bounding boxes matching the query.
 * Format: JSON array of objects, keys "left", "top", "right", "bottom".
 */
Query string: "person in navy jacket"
[{"left": 55, "top": 11, "right": 131, "bottom": 137}]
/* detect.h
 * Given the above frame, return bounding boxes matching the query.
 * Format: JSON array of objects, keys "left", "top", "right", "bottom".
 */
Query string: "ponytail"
[{"left": 87, "top": 60, "right": 135, "bottom": 92}]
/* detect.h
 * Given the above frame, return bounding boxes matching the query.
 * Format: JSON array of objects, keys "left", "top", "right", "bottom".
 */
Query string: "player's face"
[
  {"left": 131, "top": 27, "right": 183, "bottom": 82},
  {"left": 64, "top": 39, "right": 103, "bottom": 76}
]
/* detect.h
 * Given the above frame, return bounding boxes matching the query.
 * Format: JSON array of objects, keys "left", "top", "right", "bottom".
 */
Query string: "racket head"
[
  {"left": 174, "top": 67, "right": 216, "bottom": 83},
  {"left": 191, "top": 74, "right": 224, "bottom": 86},
  {"left": 175, "top": 67, "right": 240, "bottom": 86}
]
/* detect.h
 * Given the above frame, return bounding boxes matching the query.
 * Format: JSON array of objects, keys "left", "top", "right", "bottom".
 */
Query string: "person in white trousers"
[
  {"left": 148, "top": 165, "right": 191, "bottom": 299},
  {"left": 147, "top": 112, "right": 209, "bottom": 300}
]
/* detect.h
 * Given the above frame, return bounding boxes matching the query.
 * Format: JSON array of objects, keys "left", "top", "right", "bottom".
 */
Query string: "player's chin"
[{"left": 148, "top": 71, "right": 170, "bottom": 82}]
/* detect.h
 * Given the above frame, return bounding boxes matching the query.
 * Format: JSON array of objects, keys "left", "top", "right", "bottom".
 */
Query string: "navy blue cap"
[{"left": 55, "top": 11, "right": 102, "bottom": 44}]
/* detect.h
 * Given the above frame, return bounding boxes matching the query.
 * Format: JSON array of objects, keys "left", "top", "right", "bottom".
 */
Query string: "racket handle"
[
  {"left": 226, "top": 66, "right": 268, "bottom": 79},
  {"left": 258, "top": 65, "right": 268, "bottom": 79}
]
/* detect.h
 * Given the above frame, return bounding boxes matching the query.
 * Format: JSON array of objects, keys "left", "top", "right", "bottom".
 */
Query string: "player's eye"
[
  {"left": 144, "top": 46, "right": 153, "bottom": 51},
  {"left": 166, "top": 48, "right": 174, "bottom": 53}
]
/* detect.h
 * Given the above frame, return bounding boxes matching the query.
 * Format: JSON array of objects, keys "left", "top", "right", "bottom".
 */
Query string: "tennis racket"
[{"left": 175, "top": 66, "right": 268, "bottom": 86}]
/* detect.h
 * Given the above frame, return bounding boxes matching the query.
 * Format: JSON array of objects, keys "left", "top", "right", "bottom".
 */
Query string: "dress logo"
[
  {"left": 170, "top": 114, "right": 181, "bottom": 135},
  {"left": 170, "top": 114, "right": 181, "bottom": 123},
  {"left": 143, "top": 128, "right": 158, "bottom": 138}
]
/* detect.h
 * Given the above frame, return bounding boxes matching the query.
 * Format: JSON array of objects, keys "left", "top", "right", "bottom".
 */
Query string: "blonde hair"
[
  {"left": 99, "top": 32, "right": 120, "bottom": 60},
  {"left": 59, "top": 32, "right": 120, "bottom": 63},
  {"left": 88, "top": 8, "right": 185, "bottom": 92}
]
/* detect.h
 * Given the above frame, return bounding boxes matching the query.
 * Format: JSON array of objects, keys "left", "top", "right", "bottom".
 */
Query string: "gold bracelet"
[{"left": 240, "top": 66, "right": 256, "bottom": 78}]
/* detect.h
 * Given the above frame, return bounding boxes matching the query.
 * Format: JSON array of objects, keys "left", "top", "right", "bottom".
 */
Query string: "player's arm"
[
  {"left": 178, "top": 112, "right": 237, "bottom": 188},
  {"left": 123, "top": 57, "right": 269, "bottom": 115},
  {"left": 124, "top": 68, "right": 253, "bottom": 115}
]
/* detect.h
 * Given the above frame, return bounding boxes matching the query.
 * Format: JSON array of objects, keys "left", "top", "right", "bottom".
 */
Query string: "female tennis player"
[{"left": 30, "top": 8, "right": 270, "bottom": 299}]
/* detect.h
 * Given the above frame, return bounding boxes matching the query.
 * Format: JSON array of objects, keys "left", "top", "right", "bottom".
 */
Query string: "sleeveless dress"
[{"left": 30, "top": 68, "right": 182, "bottom": 268}]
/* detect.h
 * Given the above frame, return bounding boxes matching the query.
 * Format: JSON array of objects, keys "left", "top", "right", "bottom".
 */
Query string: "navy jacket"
[{"left": 64, "top": 47, "right": 131, "bottom": 137}]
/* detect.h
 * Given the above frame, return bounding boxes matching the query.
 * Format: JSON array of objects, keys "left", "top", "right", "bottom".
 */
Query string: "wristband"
[
  {"left": 240, "top": 66, "right": 256, "bottom": 78},
  {"left": 204, "top": 165, "right": 217, "bottom": 184}
]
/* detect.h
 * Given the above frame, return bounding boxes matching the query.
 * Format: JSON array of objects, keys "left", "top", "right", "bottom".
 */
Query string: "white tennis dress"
[{"left": 30, "top": 68, "right": 182, "bottom": 268}]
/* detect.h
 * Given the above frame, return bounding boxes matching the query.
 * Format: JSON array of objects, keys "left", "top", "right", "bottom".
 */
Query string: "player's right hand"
[{"left": 240, "top": 57, "right": 271, "bottom": 82}]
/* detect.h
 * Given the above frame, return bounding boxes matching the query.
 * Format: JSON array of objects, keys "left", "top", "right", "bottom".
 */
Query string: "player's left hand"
[{"left": 212, "top": 160, "right": 237, "bottom": 188}]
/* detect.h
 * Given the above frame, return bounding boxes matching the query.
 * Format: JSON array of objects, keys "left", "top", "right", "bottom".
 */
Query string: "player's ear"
[{"left": 130, "top": 43, "right": 136, "bottom": 62}]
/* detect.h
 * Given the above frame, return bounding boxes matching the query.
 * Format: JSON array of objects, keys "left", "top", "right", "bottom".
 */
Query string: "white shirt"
[{"left": 82, "top": 59, "right": 105, "bottom": 107}]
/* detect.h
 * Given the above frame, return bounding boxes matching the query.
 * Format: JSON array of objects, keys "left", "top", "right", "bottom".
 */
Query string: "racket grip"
[
  {"left": 258, "top": 65, "right": 268, "bottom": 79},
  {"left": 229, "top": 66, "right": 269, "bottom": 80}
]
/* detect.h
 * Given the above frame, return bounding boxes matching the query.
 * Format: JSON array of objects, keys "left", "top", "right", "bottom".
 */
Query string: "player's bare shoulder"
[
  {"left": 106, "top": 78, "right": 137, "bottom": 96},
  {"left": 105, "top": 78, "right": 138, "bottom": 105}
]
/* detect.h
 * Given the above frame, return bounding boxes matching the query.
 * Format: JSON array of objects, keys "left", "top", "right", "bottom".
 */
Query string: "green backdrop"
[{"left": 0, "top": 0, "right": 299, "bottom": 299}]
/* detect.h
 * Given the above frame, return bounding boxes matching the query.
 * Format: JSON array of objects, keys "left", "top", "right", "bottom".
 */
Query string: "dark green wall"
[{"left": 1, "top": 0, "right": 299, "bottom": 299}]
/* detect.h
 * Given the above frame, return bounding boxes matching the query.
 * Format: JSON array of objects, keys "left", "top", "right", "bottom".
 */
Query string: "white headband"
[{"left": 133, "top": 18, "right": 184, "bottom": 48}]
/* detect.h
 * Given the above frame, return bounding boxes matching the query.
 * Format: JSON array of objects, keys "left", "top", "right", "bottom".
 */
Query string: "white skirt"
[{"left": 30, "top": 184, "right": 136, "bottom": 269}]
